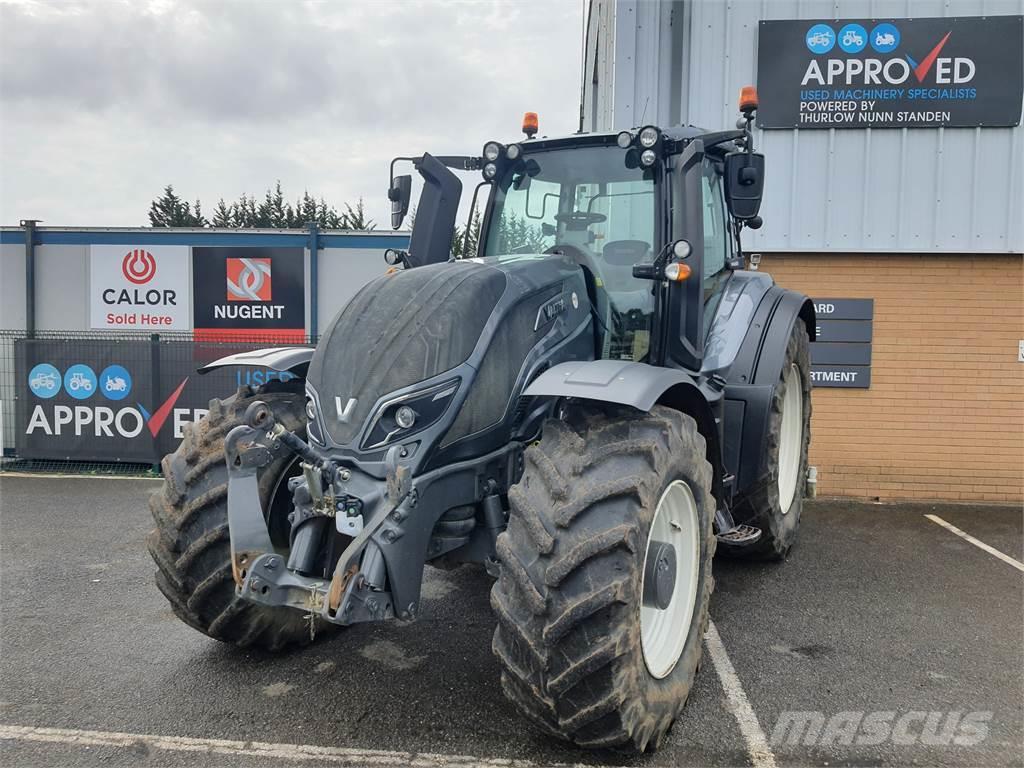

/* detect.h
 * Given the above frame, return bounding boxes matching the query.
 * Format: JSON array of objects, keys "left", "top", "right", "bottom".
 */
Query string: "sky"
[{"left": 0, "top": 0, "right": 585, "bottom": 229}]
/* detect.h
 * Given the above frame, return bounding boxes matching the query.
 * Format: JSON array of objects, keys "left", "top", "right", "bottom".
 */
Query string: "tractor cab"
[{"left": 388, "top": 89, "right": 767, "bottom": 374}]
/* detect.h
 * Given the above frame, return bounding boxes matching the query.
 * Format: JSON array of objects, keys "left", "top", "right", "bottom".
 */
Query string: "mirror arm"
[
  {"left": 389, "top": 156, "right": 418, "bottom": 191},
  {"left": 729, "top": 220, "right": 746, "bottom": 270}
]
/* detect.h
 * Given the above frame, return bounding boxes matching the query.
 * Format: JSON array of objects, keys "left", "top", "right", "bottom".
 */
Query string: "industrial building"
[{"left": 582, "top": 0, "right": 1022, "bottom": 502}]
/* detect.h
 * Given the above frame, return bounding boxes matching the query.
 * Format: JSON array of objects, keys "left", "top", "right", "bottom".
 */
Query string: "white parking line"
[
  {"left": 704, "top": 620, "right": 778, "bottom": 768},
  {"left": 0, "top": 724, "right": 567, "bottom": 767},
  {"left": 4, "top": 627, "right": 774, "bottom": 767},
  {"left": 924, "top": 514, "right": 1024, "bottom": 573}
]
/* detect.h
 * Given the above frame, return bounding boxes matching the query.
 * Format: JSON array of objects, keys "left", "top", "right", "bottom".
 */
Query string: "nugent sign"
[
  {"left": 756, "top": 16, "right": 1023, "bottom": 128},
  {"left": 192, "top": 246, "right": 305, "bottom": 342},
  {"left": 90, "top": 245, "right": 190, "bottom": 330}
]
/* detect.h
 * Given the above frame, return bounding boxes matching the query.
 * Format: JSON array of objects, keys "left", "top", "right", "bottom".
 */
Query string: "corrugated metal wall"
[{"left": 583, "top": 0, "right": 1024, "bottom": 253}]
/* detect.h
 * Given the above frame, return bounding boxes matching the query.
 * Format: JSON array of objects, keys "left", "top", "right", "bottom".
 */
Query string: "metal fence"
[{"left": 0, "top": 329, "right": 314, "bottom": 469}]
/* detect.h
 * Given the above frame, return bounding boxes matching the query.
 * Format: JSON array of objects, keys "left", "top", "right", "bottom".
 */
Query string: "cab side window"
[{"left": 701, "top": 159, "right": 729, "bottom": 283}]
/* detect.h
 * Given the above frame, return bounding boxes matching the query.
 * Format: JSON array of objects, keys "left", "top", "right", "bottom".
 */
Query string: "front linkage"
[{"left": 224, "top": 400, "right": 517, "bottom": 628}]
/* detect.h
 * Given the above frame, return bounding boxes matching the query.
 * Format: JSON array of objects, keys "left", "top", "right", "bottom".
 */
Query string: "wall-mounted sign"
[
  {"left": 90, "top": 245, "right": 190, "bottom": 330},
  {"left": 192, "top": 247, "right": 305, "bottom": 342},
  {"left": 757, "top": 16, "right": 1024, "bottom": 128},
  {"left": 811, "top": 298, "right": 873, "bottom": 388}
]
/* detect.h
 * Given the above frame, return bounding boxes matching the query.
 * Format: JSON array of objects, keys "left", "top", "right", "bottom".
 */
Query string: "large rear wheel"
[
  {"left": 147, "top": 385, "right": 332, "bottom": 651},
  {"left": 492, "top": 404, "right": 715, "bottom": 751}
]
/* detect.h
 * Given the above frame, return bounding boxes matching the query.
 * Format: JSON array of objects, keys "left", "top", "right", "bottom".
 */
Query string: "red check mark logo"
[
  {"left": 137, "top": 377, "right": 189, "bottom": 437},
  {"left": 905, "top": 32, "right": 952, "bottom": 83}
]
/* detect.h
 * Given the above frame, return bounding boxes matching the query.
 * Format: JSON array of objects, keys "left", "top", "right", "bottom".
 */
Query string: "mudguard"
[
  {"left": 523, "top": 358, "right": 726, "bottom": 506},
  {"left": 523, "top": 359, "right": 709, "bottom": 411},
  {"left": 724, "top": 287, "right": 815, "bottom": 501},
  {"left": 197, "top": 346, "right": 314, "bottom": 376}
]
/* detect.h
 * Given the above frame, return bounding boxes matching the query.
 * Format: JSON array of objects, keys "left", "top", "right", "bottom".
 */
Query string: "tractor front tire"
[
  {"left": 147, "top": 386, "right": 331, "bottom": 651},
  {"left": 737, "top": 318, "right": 812, "bottom": 559},
  {"left": 492, "top": 404, "right": 715, "bottom": 751}
]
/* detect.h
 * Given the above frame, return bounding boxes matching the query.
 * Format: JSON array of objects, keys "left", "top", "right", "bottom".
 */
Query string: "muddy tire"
[
  {"left": 147, "top": 385, "right": 331, "bottom": 651},
  {"left": 491, "top": 404, "right": 715, "bottom": 751},
  {"left": 735, "top": 319, "right": 812, "bottom": 560}
]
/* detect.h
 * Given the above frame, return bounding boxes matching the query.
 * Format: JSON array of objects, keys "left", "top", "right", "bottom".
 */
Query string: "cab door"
[{"left": 664, "top": 140, "right": 707, "bottom": 372}]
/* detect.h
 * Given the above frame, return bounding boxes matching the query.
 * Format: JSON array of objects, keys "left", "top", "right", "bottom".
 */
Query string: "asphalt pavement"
[{"left": 0, "top": 475, "right": 1021, "bottom": 767}]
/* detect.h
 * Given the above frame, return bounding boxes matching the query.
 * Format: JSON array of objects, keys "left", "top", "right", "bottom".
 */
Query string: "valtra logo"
[{"left": 121, "top": 249, "right": 158, "bottom": 285}]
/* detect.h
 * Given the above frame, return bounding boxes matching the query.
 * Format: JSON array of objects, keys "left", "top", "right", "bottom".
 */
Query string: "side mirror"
[
  {"left": 724, "top": 152, "right": 765, "bottom": 221},
  {"left": 388, "top": 174, "right": 412, "bottom": 229}
]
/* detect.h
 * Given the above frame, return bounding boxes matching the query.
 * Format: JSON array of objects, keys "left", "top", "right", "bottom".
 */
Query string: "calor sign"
[{"left": 90, "top": 244, "right": 190, "bottom": 330}]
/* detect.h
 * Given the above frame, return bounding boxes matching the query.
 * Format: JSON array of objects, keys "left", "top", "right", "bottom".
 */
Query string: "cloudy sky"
[{"left": 0, "top": 0, "right": 584, "bottom": 229}]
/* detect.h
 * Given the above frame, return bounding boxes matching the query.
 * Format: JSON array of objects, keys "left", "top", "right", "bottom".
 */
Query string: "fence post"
[
  {"left": 307, "top": 221, "right": 319, "bottom": 340},
  {"left": 150, "top": 333, "right": 161, "bottom": 471},
  {"left": 20, "top": 219, "right": 39, "bottom": 338}
]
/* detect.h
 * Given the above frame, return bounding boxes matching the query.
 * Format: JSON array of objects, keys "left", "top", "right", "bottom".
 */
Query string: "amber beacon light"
[
  {"left": 522, "top": 112, "right": 539, "bottom": 138},
  {"left": 738, "top": 85, "right": 759, "bottom": 113}
]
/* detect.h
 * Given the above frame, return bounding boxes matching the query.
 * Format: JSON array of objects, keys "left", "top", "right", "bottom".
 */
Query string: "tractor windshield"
[{"left": 482, "top": 145, "right": 657, "bottom": 361}]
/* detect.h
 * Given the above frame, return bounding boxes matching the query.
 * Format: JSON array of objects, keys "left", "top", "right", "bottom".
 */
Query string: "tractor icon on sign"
[
  {"left": 842, "top": 29, "right": 864, "bottom": 47},
  {"left": 68, "top": 372, "right": 94, "bottom": 392}
]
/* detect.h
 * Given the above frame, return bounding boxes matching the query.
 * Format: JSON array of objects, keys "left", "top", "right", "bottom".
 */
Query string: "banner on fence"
[
  {"left": 90, "top": 245, "right": 191, "bottom": 331},
  {"left": 14, "top": 337, "right": 303, "bottom": 462},
  {"left": 192, "top": 247, "right": 306, "bottom": 342}
]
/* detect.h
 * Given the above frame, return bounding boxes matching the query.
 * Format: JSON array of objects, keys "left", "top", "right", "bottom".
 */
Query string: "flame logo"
[{"left": 122, "top": 249, "right": 157, "bottom": 285}]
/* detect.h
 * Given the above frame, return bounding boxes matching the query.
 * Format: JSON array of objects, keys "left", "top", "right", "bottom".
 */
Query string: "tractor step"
[{"left": 715, "top": 524, "right": 762, "bottom": 547}]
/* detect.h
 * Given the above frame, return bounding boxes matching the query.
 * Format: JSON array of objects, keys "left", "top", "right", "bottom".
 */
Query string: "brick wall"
[{"left": 762, "top": 253, "right": 1023, "bottom": 504}]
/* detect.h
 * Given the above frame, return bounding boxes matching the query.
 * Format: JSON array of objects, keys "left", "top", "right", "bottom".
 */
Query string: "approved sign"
[{"left": 757, "top": 16, "right": 1023, "bottom": 129}]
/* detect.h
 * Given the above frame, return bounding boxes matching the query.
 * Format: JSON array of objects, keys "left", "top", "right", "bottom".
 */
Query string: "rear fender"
[
  {"left": 724, "top": 288, "right": 814, "bottom": 503},
  {"left": 198, "top": 346, "right": 314, "bottom": 378}
]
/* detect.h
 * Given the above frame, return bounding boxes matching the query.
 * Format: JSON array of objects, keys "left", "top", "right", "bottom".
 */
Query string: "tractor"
[{"left": 147, "top": 87, "right": 814, "bottom": 752}]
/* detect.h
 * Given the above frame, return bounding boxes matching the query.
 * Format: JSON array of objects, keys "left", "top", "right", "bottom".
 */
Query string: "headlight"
[
  {"left": 638, "top": 126, "right": 660, "bottom": 148},
  {"left": 395, "top": 405, "right": 416, "bottom": 429},
  {"left": 305, "top": 399, "right": 317, "bottom": 420},
  {"left": 483, "top": 142, "right": 502, "bottom": 162},
  {"left": 506, "top": 143, "right": 522, "bottom": 160},
  {"left": 361, "top": 379, "right": 460, "bottom": 450},
  {"left": 616, "top": 130, "right": 633, "bottom": 148},
  {"left": 482, "top": 163, "right": 498, "bottom": 180},
  {"left": 640, "top": 149, "right": 657, "bottom": 166}
]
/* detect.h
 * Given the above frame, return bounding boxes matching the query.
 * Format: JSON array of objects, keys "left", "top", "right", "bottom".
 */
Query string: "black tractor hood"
[{"left": 307, "top": 261, "right": 507, "bottom": 446}]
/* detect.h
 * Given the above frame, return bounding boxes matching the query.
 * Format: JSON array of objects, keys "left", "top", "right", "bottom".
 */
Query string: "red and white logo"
[
  {"left": 226, "top": 257, "right": 272, "bottom": 301},
  {"left": 121, "top": 249, "right": 157, "bottom": 285}
]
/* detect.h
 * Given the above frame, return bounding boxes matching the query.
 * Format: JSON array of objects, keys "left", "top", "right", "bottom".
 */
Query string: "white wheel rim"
[
  {"left": 640, "top": 480, "right": 700, "bottom": 679},
  {"left": 777, "top": 363, "right": 803, "bottom": 513}
]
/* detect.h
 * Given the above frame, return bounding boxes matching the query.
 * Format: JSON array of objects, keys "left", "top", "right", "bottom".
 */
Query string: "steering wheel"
[{"left": 555, "top": 211, "right": 607, "bottom": 229}]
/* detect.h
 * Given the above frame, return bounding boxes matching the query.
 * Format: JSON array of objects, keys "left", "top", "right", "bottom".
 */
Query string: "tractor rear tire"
[
  {"left": 492, "top": 404, "right": 715, "bottom": 751},
  {"left": 147, "top": 385, "right": 332, "bottom": 651},
  {"left": 736, "top": 318, "right": 812, "bottom": 560}
]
